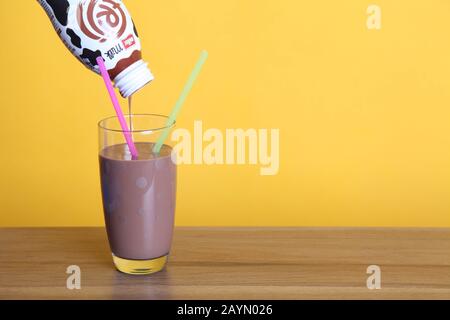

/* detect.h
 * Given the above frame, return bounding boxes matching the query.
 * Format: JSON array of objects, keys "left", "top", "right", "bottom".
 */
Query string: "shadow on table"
[{"left": 110, "top": 266, "right": 175, "bottom": 299}]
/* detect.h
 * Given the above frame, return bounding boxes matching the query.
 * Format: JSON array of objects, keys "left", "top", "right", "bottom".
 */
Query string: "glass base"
[{"left": 112, "top": 254, "right": 168, "bottom": 275}]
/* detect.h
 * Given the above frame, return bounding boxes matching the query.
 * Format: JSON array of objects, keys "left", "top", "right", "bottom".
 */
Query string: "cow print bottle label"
[{"left": 38, "top": 0, "right": 154, "bottom": 97}]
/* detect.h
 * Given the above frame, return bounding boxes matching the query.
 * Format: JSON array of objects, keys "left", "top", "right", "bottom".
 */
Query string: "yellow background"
[{"left": 1, "top": 1, "right": 450, "bottom": 227}]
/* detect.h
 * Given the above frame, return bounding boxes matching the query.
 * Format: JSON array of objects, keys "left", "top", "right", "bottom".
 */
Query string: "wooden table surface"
[{"left": 0, "top": 227, "right": 449, "bottom": 299}]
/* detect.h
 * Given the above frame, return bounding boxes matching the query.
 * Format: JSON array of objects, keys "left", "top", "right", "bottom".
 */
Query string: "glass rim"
[{"left": 98, "top": 113, "right": 175, "bottom": 133}]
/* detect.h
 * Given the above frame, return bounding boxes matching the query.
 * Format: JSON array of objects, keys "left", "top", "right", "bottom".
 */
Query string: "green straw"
[{"left": 153, "top": 50, "right": 209, "bottom": 154}]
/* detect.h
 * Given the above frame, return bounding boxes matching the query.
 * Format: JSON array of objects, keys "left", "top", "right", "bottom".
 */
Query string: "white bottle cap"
[{"left": 114, "top": 60, "right": 154, "bottom": 98}]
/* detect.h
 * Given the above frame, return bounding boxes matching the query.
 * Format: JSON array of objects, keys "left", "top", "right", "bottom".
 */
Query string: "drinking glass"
[{"left": 98, "top": 114, "right": 176, "bottom": 275}]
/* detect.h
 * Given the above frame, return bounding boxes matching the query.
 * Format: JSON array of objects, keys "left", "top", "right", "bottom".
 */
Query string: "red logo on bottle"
[
  {"left": 77, "top": 0, "right": 127, "bottom": 43},
  {"left": 122, "top": 34, "right": 136, "bottom": 49}
]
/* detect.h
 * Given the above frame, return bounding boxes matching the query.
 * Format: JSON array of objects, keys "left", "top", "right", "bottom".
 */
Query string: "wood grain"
[{"left": 0, "top": 227, "right": 449, "bottom": 299}]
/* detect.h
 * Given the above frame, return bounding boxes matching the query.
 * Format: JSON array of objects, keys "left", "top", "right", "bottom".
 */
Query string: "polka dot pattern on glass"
[{"left": 135, "top": 177, "right": 148, "bottom": 189}]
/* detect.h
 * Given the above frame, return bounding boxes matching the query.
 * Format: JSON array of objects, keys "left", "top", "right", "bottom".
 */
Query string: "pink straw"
[{"left": 96, "top": 57, "right": 138, "bottom": 159}]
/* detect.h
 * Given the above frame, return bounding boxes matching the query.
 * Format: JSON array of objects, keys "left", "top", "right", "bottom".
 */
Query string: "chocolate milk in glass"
[{"left": 99, "top": 142, "right": 176, "bottom": 260}]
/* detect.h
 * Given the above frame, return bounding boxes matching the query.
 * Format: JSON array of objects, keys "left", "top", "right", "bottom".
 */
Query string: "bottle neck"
[{"left": 113, "top": 60, "right": 154, "bottom": 98}]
